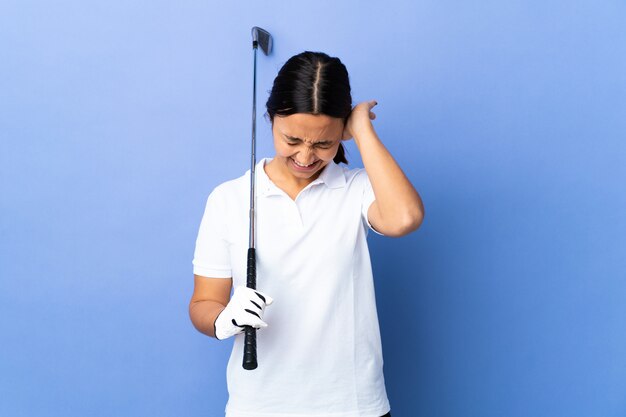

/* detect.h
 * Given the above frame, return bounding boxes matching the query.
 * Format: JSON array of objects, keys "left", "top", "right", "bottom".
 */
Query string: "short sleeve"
[
  {"left": 360, "top": 170, "right": 385, "bottom": 236},
  {"left": 192, "top": 188, "right": 232, "bottom": 278}
]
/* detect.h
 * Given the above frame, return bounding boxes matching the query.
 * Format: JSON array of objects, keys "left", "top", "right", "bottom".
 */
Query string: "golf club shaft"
[{"left": 243, "top": 43, "right": 259, "bottom": 371}]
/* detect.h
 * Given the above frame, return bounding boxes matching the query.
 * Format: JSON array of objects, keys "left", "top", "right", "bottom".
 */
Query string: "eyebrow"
[{"left": 284, "top": 135, "right": 335, "bottom": 145}]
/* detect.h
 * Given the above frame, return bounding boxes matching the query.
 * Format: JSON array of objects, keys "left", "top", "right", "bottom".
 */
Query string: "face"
[{"left": 271, "top": 113, "right": 344, "bottom": 182}]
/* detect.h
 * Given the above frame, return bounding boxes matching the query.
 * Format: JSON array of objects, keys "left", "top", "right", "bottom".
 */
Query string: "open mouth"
[{"left": 290, "top": 158, "right": 320, "bottom": 172}]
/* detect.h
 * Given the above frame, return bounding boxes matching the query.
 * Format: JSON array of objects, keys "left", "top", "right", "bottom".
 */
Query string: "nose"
[{"left": 294, "top": 147, "right": 316, "bottom": 165}]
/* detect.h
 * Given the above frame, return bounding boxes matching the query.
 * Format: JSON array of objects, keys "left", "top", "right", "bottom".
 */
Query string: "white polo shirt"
[{"left": 192, "top": 157, "right": 391, "bottom": 417}]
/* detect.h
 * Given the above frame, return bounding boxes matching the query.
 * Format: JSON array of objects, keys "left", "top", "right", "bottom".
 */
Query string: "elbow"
[
  {"left": 383, "top": 209, "right": 424, "bottom": 237},
  {"left": 410, "top": 211, "right": 424, "bottom": 230},
  {"left": 409, "top": 201, "right": 425, "bottom": 231},
  {"left": 372, "top": 198, "right": 425, "bottom": 237},
  {"left": 403, "top": 211, "right": 424, "bottom": 234}
]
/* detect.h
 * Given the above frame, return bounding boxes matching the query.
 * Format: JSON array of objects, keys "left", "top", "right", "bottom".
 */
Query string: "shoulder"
[
  {"left": 204, "top": 170, "right": 250, "bottom": 209},
  {"left": 336, "top": 164, "right": 370, "bottom": 189},
  {"left": 210, "top": 171, "right": 248, "bottom": 196}
]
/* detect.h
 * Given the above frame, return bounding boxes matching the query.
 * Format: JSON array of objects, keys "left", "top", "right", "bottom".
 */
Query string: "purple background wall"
[{"left": 1, "top": 1, "right": 625, "bottom": 416}]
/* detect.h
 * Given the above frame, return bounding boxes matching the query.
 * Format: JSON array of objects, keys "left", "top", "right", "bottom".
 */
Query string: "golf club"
[{"left": 243, "top": 26, "right": 273, "bottom": 371}]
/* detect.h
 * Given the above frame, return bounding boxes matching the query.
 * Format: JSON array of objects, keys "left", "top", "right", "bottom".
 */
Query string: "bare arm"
[
  {"left": 189, "top": 274, "right": 233, "bottom": 338},
  {"left": 351, "top": 101, "right": 425, "bottom": 237}
]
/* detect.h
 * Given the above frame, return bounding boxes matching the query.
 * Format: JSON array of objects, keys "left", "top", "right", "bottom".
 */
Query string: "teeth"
[{"left": 293, "top": 159, "right": 316, "bottom": 167}]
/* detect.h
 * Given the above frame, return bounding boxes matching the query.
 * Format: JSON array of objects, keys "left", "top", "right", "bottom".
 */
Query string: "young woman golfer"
[{"left": 189, "top": 51, "right": 424, "bottom": 417}]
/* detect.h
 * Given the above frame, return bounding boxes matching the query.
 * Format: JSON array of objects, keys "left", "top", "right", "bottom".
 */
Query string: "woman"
[{"left": 189, "top": 51, "right": 424, "bottom": 417}]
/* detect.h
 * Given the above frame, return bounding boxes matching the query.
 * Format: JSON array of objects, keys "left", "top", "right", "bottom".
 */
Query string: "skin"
[
  {"left": 190, "top": 99, "right": 425, "bottom": 338},
  {"left": 263, "top": 113, "right": 344, "bottom": 199}
]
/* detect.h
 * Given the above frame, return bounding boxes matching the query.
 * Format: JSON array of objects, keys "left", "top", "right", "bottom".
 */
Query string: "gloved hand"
[{"left": 214, "top": 285, "right": 274, "bottom": 340}]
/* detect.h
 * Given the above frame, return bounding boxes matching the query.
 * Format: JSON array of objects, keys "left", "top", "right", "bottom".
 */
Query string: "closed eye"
[{"left": 284, "top": 135, "right": 334, "bottom": 148}]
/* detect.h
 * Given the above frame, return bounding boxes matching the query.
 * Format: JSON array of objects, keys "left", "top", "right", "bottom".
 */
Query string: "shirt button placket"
[
  {"left": 292, "top": 190, "right": 306, "bottom": 230},
  {"left": 291, "top": 201, "right": 304, "bottom": 229}
]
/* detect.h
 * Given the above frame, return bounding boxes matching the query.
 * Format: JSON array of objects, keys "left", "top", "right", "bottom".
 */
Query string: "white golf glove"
[{"left": 214, "top": 285, "right": 274, "bottom": 340}]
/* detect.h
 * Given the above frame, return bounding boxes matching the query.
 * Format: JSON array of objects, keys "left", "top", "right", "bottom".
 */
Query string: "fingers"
[
  {"left": 353, "top": 100, "right": 376, "bottom": 121},
  {"left": 369, "top": 100, "right": 377, "bottom": 119},
  {"left": 254, "top": 289, "right": 274, "bottom": 305},
  {"left": 251, "top": 319, "right": 269, "bottom": 329},
  {"left": 234, "top": 285, "right": 273, "bottom": 328},
  {"left": 215, "top": 286, "right": 274, "bottom": 340},
  {"left": 242, "top": 312, "right": 268, "bottom": 328},
  {"left": 234, "top": 285, "right": 274, "bottom": 307},
  {"left": 232, "top": 316, "right": 268, "bottom": 329}
]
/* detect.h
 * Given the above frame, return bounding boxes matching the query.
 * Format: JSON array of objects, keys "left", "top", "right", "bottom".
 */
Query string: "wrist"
[
  {"left": 353, "top": 124, "right": 377, "bottom": 147},
  {"left": 213, "top": 306, "right": 226, "bottom": 340}
]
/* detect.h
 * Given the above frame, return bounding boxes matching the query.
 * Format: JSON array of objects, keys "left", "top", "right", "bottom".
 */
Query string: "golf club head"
[{"left": 251, "top": 26, "right": 272, "bottom": 55}]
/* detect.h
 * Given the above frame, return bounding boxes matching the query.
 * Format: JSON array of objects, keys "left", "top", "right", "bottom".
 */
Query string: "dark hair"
[{"left": 265, "top": 51, "right": 352, "bottom": 164}]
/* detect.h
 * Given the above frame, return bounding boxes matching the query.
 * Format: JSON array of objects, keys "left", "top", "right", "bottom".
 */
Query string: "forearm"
[
  {"left": 189, "top": 300, "right": 226, "bottom": 338},
  {"left": 355, "top": 126, "right": 424, "bottom": 229}
]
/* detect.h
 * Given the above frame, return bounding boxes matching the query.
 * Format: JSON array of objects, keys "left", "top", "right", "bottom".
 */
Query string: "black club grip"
[{"left": 243, "top": 248, "right": 257, "bottom": 370}]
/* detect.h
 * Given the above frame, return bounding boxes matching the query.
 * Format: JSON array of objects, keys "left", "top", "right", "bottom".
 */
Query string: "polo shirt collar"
[{"left": 256, "top": 157, "right": 346, "bottom": 197}]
